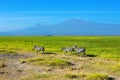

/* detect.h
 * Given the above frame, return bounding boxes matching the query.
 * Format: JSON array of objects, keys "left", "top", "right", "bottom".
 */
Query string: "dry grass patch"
[
  {"left": 23, "top": 56, "right": 73, "bottom": 68},
  {"left": 21, "top": 74, "right": 53, "bottom": 80},
  {"left": 64, "top": 73, "right": 108, "bottom": 80}
]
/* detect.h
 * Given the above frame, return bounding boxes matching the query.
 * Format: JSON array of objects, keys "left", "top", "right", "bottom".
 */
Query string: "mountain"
[{"left": 0, "top": 19, "right": 120, "bottom": 36}]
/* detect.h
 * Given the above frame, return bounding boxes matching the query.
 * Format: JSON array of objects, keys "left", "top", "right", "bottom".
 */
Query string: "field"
[{"left": 0, "top": 36, "right": 120, "bottom": 80}]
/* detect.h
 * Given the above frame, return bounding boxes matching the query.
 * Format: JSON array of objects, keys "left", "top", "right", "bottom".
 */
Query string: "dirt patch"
[
  {"left": 0, "top": 53, "right": 63, "bottom": 80},
  {"left": 0, "top": 53, "right": 34, "bottom": 59},
  {"left": 0, "top": 53, "right": 120, "bottom": 80},
  {"left": 0, "top": 53, "right": 35, "bottom": 80}
]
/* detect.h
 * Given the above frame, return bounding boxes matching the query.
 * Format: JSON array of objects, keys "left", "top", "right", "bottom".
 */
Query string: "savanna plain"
[{"left": 0, "top": 36, "right": 120, "bottom": 80}]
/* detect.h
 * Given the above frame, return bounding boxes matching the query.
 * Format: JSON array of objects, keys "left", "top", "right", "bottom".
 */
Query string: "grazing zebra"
[
  {"left": 32, "top": 45, "right": 45, "bottom": 54},
  {"left": 61, "top": 47, "right": 74, "bottom": 53},
  {"left": 74, "top": 47, "right": 86, "bottom": 55}
]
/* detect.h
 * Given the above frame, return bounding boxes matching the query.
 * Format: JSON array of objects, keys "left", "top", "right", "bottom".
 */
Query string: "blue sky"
[{"left": 0, "top": 0, "right": 120, "bottom": 32}]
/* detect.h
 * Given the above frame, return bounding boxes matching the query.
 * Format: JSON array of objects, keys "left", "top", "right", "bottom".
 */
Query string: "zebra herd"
[
  {"left": 61, "top": 45, "right": 86, "bottom": 55},
  {"left": 32, "top": 45, "right": 86, "bottom": 56}
]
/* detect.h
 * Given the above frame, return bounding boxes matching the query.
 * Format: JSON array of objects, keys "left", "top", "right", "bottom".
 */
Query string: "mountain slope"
[{"left": 0, "top": 19, "right": 120, "bottom": 35}]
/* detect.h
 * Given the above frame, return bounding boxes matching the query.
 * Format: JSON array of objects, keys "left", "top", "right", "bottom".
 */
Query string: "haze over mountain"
[{"left": 0, "top": 19, "right": 120, "bottom": 36}]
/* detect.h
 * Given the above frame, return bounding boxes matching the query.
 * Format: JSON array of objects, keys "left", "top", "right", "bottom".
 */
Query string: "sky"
[{"left": 0, "top": 0, "right": 120, "bottom": 32}]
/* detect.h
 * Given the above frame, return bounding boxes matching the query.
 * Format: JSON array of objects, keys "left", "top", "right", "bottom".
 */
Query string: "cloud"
[
  {"left": 0, "top": 16, "right": 51, "bottom": 20},
  {"left": 0, "top": 11, "right": 119, "bottom": 21},
  {"left": 1, "top": 11, "right": 120, "bottom": 14}
]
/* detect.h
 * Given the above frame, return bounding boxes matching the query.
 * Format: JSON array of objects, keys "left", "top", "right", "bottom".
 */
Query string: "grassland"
[{"left": 0, "top": 36, "right": 120, "bottom": 80}]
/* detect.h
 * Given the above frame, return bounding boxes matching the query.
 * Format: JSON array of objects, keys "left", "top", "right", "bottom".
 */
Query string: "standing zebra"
[
  {"left": 32, "top": 45, "right": 45, "bottom": 54},
  {"left": 61, "top": 47, "right": 74, "bottom": 53},
  {"left": 74, "top": 47, "right": 86, "bottom": 56}
]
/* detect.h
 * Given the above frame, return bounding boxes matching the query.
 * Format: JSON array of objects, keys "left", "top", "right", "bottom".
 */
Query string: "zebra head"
[
  {"left": 32, "top": 45, "right": 37, "bottom": 50},
  {"left": 73, "top": 45, "right": 77, "bottom": 49},
  {"left": 61, "top": 47, "right": 66, "bottom": 51}
]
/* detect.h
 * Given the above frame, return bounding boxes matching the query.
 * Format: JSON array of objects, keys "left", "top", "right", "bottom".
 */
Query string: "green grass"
[
  {"left": 86, "top": 73, "right": 108, "bottom": 80},
  {"left": 0, "top": 36, "right": 120, "bottom": 59},
  {"left": 64, "top": 73, "right": 78, "bottom": 79}
]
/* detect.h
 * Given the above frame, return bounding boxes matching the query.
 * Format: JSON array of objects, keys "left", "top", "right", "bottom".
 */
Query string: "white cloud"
[
  {"left": 0, "top": 16, "right": 51, "bottom": 20},
  {"left": 6, "top": 11, "right": 120, "bottom": 13}
]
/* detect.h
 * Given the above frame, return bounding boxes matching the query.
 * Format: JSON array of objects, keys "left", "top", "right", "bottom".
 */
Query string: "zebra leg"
[
  {"left": 77, "top": 52, "right": 79, "bottom": 56},
  {"left": 37, "top": 51, "right": 38, "bottom": 54},
  {"left": 42, "top": 51, "right": 44, "bottom": 54},
  {"left": 83, "top": 51, "right": 86, "bottom": 56},
  {"left": 70, "top": 51, "right": 73, "bottom": 54},
  {"left": 64, "top": 50, "right": 67, "bottom": 55},
  {"left": 81, "top": 52, "right": 85, "bottom": 57},
  {"left": 83, "top": 51, "right": 85, "bottom": 55}
]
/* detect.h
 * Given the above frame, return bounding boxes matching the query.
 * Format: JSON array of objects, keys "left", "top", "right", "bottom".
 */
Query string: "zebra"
[
  {"left": 61, "top": 47, "right": 74, "bottom": 53},
  {"left": 32, "top": 45, "right": 45, "bottom": 54},
  {"left": 74, "top": 47, "right": 86, "bottom": 56}
]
